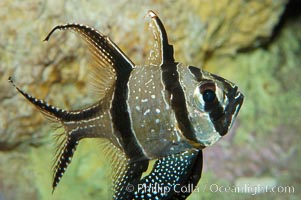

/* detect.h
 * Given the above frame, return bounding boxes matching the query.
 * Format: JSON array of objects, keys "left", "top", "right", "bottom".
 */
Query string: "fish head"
[{"left": 183, "top": 66, "right": 244, "bottom": 148}]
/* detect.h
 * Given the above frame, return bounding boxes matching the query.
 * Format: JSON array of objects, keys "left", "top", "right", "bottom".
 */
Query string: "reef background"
[{"left": 0, "top": 0, "right": 300, "bottom": 199}]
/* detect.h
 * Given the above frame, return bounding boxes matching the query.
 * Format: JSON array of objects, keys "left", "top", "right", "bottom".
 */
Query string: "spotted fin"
[
  {"left": 132, "top": 149, "right": 202, "bottom": 199},
  {"left": 171, "top": 150, "right": 203, "bottom": 200}
]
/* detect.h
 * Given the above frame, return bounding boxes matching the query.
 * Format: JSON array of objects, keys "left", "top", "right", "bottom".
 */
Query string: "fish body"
[{"left": 9, "top": 11, "right": 243, "bottom": 199}]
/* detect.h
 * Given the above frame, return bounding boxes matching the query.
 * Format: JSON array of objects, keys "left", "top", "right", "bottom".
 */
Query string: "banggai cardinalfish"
[{"left": 9, "top": 10, "right": 244, "bottom": 200}]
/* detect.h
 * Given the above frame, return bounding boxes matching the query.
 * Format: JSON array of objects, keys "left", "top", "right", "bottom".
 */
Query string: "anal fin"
[
  {"left": 52, "top": 135, "right": 79, "bottom": 192},
  {"left": 99, "top": 141, "right": 148, "bottom": 200},
  {"left": 113, "top": 159, "right": 149, "bottom": 200}
]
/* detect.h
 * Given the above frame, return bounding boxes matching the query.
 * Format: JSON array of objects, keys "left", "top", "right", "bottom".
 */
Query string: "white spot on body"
[
  {"left": 145, "top": 79, "right": 152, "bottom": 85},
  {"left": 144, "top": 109, "right": 150, "bottom": 116}
]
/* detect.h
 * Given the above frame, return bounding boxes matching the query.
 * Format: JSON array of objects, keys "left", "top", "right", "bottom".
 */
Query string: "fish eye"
[
  {"left": 202, "top": 89, "right": 216, "bottom": 103},
  {"left": 193, "top": 81, "right": 218, "bottom": 111},
  {"left": 199, "top": 82, "right": 217, "bottom": 104}
]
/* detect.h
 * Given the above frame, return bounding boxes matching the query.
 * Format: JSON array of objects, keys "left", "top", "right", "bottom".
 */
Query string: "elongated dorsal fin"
[{"left": 44, "top": 23, "right": 135, "bottom": 100}]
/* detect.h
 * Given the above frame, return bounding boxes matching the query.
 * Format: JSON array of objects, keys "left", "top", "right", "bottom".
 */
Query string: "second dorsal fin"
[{"left": 44, "top": 23, "right": 135, "bottom": 100}]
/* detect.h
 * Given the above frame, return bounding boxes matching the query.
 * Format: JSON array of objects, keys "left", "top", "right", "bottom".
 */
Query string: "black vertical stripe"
[
  {"left": 151, "top": 12, "right": 198, "bottom": 144},
  {"left": 111, "top": 76, "right": 149, "bottom": 199},
  {"left": 111, "top": 76, "right": 147, "bottom": 160},
  {"left": 52, "top": 24, "right": 148, "bottom": 160},
  {"left": 161, "top": 63, "right": 198, "bottom": 143},
  {"left": 45, "top": 23, "right": 149, "bottom": 160},
  {"left": 211, "top": 93, "right": 243, "bottom": 136},
  {"left": 208, "top": 74, "right": 244, "bottom": 136}
]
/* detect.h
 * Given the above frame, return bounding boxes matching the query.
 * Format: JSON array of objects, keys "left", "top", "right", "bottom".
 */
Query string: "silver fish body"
[
  {"left": 9, "top": 10, "right": 243, "bottom": 200},
  {"left": 127, "top": 62, "right": 243, "bottom": 160}
]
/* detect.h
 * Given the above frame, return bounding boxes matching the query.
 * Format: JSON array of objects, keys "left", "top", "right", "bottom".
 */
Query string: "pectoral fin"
[{"left": 170, "top": 150, "right": 203, "bottom": 200}]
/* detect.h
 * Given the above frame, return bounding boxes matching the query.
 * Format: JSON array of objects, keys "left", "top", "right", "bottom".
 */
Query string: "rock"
[
  {"left": 2, "top": 0, "right": 300, "bottom": 199},
  {"left": 1, "top": 0, "right": 288, "bottom": 148}
]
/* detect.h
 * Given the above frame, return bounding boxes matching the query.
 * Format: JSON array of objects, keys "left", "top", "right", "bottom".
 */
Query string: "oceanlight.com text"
[
  {"left": 126, "top": 182, "right": 295, "bottom": 196},
  {"left": 207, "top": 183, "right": 295, "bottom": 195}
]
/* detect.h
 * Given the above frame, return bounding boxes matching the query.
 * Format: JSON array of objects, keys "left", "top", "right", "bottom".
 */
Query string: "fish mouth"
[
  {"left": 224, "top": 89, "right": 244, "bottom": 134},
  {"left": 234, "top": 91, "right": 244, "bottom": 110},
  {"left": 231, "top": 87, "right": 244, "bottom": 111},
  {"left": 230, "top": 86, "right": 244, "bottom": 109}
]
